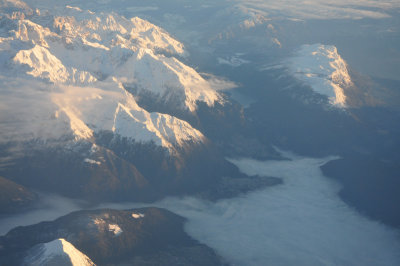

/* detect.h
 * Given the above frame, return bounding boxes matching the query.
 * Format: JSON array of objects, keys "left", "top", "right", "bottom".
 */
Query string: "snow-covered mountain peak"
[
  {"left": 48, "top": 79, "right": 205, "bottom": 149},
  {"left": 1, "top": 3, "right": 220, "bottom": 111},
  {"left": 49, "top": 6, "right": 186, "bottom": 56},
  {"left": 0, "top": 1, "right": 216, "bottom": 152},
  {"left": 24, "top": 238, "right": 96, "bottom": 266},
  {"left": 12, "top": 19, "right": 52, "bottom": 47},
  {"left": 287, "top": 44, "right": 353, "bottom": 107},
  {"left": 13, "top": 44, "right": 97, "bottom": 84},
  {"left": 121, "top": 47, "right": 221, "bottom": 112}
]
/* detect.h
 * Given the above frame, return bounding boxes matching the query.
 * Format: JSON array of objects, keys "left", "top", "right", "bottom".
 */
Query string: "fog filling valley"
[
  {"left": 1, "top": 153, "right": 399, "bottom": 265},
  {"left": 157, "top": 155, "right": 400, "bottom": 265},
  {"left": 0, "top": 194, "right": 84, "bottom": 235},
  {"left": 0, "top": 0, "right": 400, "bottom": 265}
]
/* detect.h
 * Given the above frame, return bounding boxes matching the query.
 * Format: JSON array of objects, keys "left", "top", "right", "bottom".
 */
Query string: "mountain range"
[{"left": 1, "top": 0, "right": 399, "bottom": 265}]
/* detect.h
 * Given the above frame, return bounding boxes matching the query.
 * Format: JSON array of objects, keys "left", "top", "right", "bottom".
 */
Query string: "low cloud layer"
[
  {"left": 0, "top": 193, "right": 85, "bottom": 235},
  {"left": 155, "top": 155, "right": 400, "bottom": 265},
  {"left": 234, "top": 0, "right": 400, "bottom": 20},
  {"left": 2, "top": 154, "right": 400, "bottom": 265}
]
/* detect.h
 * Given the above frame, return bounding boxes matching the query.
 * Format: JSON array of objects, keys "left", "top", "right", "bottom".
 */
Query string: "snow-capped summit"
[
  {"left": 42, "top": 77, "right": 205, "bottom": 150},
  {"left": 120, "top": 48, "right": 221, "bottom": 112},
  {"left": 0, "top": 2, "right": 221, "bottom": 110},
  {"left": 0, "top": 1, "right": 215, "bottom": 151},
  {"left": 287, "top": 44, "right": 353, "bottom": 107},
  {"left": 13, "top": 44, "right": 97, "bottom": 84},
  {"left": 52, "top": 7, "right": 186, "bottom": 56},
  {"left": 24, "top": 238, "right": 96, "bottom": 266},
  {"left": 3, "top": 5, "right": 187, "bottom": 82}
]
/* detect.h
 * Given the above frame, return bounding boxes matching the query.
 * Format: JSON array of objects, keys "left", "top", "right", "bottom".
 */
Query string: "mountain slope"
[
  {"left": 286, "top": 44, "right": 352, "bottom": 107},
  {"left": 0, "top": 208, "right": 225, "bottom": 265},
  {"left": 24, "top": 239, "right": 96, "bottom": 266},
  {"left": 2, "top": 3, "right": 220, "bottom": 112},
  {"left": 284, "top": 43, "right": 389, "bottom": 109},
  {"left": 120, "top": 48, "right": 221, "bottom": 112},
  {"left": 0, "top": 1, "right": 261, "bottom": 206},
  {"left": 0, "top": 176, "right": 37, "bottom": 214},
  {"left": 0, "top": 2, "right": 218, "bottom": 151}
]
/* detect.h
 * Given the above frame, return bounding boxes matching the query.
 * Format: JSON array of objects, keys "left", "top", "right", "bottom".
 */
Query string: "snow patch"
[
  {"left": 84, "top": 158, "right": 101, "bottom": 165},
  {"left": 93, "top": 218, "right": 104, "bottom": 225},
  {"left": 108, "top": 223, "right": 123, "bottom": 236},
  {"left": 217, "top": 55, "right": 250, "bottom": 67},
  {"left": 131, "top": 212, "right": 145, "bottom": 219},
  {"left": 65, "top": 5, "right": 82, "bottom": 12}
]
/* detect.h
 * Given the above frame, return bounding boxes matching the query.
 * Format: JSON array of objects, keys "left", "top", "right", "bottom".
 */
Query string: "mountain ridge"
[{"left": 0, "top": 2, "right": 222, "bottom": 151}]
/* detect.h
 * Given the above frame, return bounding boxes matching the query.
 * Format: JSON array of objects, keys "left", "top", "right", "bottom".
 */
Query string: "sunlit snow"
[
  {"left": 0, "top": 4, "right": 216, "bottom": 150},
  {"left": 25, "top": 238, "right": 95, "bottom": 266},
  {"left": 287, "top": 44, "right": 352, "bottom": 107},
  {"left": 108, "top": 224, "right": 123, "bottom": 236},
  {"left": 131, "top": 213, "right": 145, "bottom": 219}
]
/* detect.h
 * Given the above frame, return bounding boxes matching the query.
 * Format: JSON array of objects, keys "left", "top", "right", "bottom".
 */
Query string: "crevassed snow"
[
  {"left": 287, "top": 44, "right": 353, "bottom": 107},
  {"left": 25, "top": 238, "right": 95, "bottom": 266}
]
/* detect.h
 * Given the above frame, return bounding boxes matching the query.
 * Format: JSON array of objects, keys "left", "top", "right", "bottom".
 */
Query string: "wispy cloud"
[{"left": 234, "top": 0, "right": 400, "bottom": 20}]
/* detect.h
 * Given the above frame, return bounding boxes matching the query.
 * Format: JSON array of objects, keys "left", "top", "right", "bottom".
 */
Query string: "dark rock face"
[
  {"left": 0, "top": 135, "right": 253, "bottom": 204},
  {"left": 0, "top": 141, "right": 153, "bottom": 203},
  {"left": 0, "top": 176, "right": 37, "bottom": 214},
  {"left": 322, "top": 157, "right": 400, "bottom": 228},
  {"left": 0, "top": 207, "right": 226, "bottom": 266}
]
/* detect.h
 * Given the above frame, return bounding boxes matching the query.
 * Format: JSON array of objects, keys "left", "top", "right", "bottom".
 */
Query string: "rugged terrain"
[{"left": 0, "top": 207, "right": 226, "bottom": 265}]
